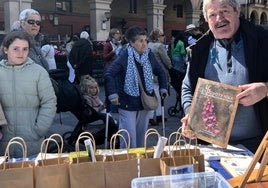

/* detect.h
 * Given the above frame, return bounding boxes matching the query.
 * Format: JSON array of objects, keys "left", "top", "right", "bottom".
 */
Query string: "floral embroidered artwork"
[{"left": 187, "top": 78, "right": 241, "bottom": 148}]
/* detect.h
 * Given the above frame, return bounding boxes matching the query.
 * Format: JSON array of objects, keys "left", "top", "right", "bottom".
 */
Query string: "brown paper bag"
[
  {"left": 35, "top": 134, "right": 70, "bottom": 188},
  {"left": 104, "top": 129, "right": 139, "bottom": 188},
  {"left": 0, "top": 137, "right": 34, "bottom": 188},
  {"left": 160, "top": 155, "right": 199, "bottom": 175},
  {"left": 167, "top": 129, "right": 205, "bottom": 172},
  {"left": 159, "top": 134, "right": 200, "bottom": 175},
  {"left": 139, "top": 128, "right": 167, "bottom": 177},
  {"left": 71, "top": 131, "right": 95, "bottom": 163},
  {"left": 69, "top": 131, "right": 106, "bottom": 188}
]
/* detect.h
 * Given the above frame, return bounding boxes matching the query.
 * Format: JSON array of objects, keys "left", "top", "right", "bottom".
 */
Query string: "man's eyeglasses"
[{"left": 26, "top": 20, "right": 41, "bottom": 26}]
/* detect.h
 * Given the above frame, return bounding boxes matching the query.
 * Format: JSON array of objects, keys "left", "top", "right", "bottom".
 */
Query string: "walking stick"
[
  {"left": 104, "top": 101, "right": 111, "bottom": 149},
  {"left": 161, "top": 97, "right": 166, "bottom": 137}
]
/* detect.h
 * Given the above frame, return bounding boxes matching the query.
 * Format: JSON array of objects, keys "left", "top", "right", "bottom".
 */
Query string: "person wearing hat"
[
  {"left": 69, "top": 31, "right": 93, "bottom": 84},
  {"left": 184, "top": 24, "right": 203, "bottom": 47}
]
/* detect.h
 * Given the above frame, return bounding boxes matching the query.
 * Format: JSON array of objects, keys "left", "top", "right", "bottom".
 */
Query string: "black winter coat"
[{"left": 69, "top": 38, "right": 93, "bottom": 76}]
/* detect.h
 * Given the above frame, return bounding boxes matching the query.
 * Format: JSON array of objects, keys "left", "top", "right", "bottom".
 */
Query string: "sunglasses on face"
[{"left": 26, "top": 20, "right": 41, "bottom": 26}]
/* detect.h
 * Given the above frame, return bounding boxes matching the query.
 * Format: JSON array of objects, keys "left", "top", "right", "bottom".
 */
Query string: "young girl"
[
  {"left": 0, "top": 31, "right": 57, "bottom": 158},
  {"left": 79, "top": 75, "right": 118, "bottom": 141},
  {"left": 80, "top": 75, "right": 106, "bottom": 113}
]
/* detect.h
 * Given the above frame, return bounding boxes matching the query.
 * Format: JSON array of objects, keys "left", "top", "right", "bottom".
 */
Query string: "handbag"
[{"left": 136, "top": 67, "right": 158, "bottom": 110}]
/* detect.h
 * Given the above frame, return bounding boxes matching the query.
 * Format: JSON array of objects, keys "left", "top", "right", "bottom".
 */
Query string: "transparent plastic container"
[{"left": 131, "top": 171, "right": 232, "bottom": 188}]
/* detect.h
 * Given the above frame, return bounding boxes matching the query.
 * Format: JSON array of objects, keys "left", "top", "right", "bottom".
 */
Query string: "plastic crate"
[{"left": 131, "top": 171, "right": 232, "bottom": 188}]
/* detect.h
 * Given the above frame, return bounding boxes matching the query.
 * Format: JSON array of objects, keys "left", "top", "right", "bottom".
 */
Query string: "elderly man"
[
  {"left": 181, "top": 0, "right": 268, "bottom": 153},
  {"left": 0, "top": 9, "right": 49, "bottom": 70},
  {"left": 19, "top": 8, "right": 49, "bottom": 70}
]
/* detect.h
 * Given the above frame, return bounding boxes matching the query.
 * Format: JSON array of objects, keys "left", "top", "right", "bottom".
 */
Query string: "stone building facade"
[{"left": 0, "top": 0, "right": 267, "bottom": 43}]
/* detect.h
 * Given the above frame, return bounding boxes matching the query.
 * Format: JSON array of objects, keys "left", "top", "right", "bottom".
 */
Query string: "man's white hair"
[
  {"left": 202, "top": 0, "right": 240, "bottom": 21},
  {"left": 19, "top": 9, "right": 40, "bottom": 21}
]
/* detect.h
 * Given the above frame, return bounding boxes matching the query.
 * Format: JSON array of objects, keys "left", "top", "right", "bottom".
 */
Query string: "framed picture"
[{"left": 187, "top": 78, "right": 241, "bottom": 148}]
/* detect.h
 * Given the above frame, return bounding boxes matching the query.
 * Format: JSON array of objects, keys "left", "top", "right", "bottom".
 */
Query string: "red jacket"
[{"left": 103, "top": 41, "right": 116, "bottom": 68}]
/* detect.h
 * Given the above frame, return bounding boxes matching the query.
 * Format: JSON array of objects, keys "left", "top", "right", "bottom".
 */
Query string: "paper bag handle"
[
  {"left": 48, "top": 133, "right": 64, "bottom": 153},
  {"left": 6, "top": 137, "right": 27, "bottom": 158},
  {"left": 143, "top": 128, "right": 161, "bottom": 158},
  {"left": 40, "top": 138, "right": 60, "bottom": 165},
  {"left": 109, "top": 129, "right": 130, "bottom": 161},
  {"left": 168, "top": 131, "right": 186, "bottom": 153},
  {"left": 75, "top": 132, "right": 96, "bottom": 163},
  {"left": 169, "top": 139, "right": 191, "bottom": 157},
  {"left": 178, "top": 128, "right": 199, "bottom": 155},
  {"left": 4, "top": 139, "right": 27, "bottom": 169},
  {"left": 169, "top": 139, "right": 193, "bottom": 166}
]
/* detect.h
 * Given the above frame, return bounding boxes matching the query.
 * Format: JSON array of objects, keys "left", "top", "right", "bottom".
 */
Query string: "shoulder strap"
[
  {"left": 44, "top": 45, "right": 52, "bottom": 58},
  {"left": 135, "top": 63, "right": 145, "bottom": 92}
]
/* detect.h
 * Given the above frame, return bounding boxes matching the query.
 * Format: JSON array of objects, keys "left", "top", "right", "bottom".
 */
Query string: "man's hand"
[
  {"left": 180, "top": 114, "right": 196, "bottom": 139},
  {"left": 237, "top": 82, "right": 268, "bottom": 106}
]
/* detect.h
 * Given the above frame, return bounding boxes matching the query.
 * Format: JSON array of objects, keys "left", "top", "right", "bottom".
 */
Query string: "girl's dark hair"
[
  {"left": 125, "top": 26, "right": 147, "bottom": 43},
  {"left": 1, "top": 31, "right": 31, "bottom": 54}
]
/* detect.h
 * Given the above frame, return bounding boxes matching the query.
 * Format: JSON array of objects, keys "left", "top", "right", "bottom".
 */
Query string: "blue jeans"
[
  {"left": 118, "top": 109, "right": 150, "bottom": 148},
  {"left": 172, "top": 55, "right": 185, "bottom": 73}
]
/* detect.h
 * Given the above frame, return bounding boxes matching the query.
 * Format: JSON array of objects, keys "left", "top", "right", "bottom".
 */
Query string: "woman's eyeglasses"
[
  {"left": 26, "top": 20, "right": 41, "bottom": 26},
  {"left": 160, "top": 34, "right": 165, "bottom": 37}
]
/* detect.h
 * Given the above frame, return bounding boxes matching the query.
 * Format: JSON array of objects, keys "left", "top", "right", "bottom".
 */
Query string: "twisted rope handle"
[
  {"left": 177, "top": 127, "right": 198, "bottom": 155},
  {"left": 6, "top": 137, "right": 27, "bottom": 158},
  {"left": 170, "top": 139, "right": 193, "bottom": 166},
  {"left": 168, "top": 130, "right": 186, "bottom": 154},
  {"left": 75, "top": 131, "right": 96, "bottom": 163},
  {"left": 109, "top": 129, "right": 130, "bottom": 161},
  {"left": 143, "top": 128, "right": 161, "bottom": 158},
  {"left": 49, "top": 133, "right": 64, "bottom": 153},
  {"left": 4, "top": 139, "right": 26, "bottom": 169},
  {"left": 40, "top": 138, "right": 60, "bottom": 166}
]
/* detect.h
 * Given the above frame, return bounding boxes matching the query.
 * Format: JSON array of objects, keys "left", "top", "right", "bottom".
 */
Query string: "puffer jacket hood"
[{"left": 0, "top": 57, "right": 34, "bottom": 69}]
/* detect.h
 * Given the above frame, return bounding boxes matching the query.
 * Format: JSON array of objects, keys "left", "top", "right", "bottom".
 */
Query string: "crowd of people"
[{"left": 0, "top": 0, "right": 267, "bottom": 158}]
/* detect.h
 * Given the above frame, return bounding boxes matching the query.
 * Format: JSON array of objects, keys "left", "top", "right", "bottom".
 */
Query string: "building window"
[
  {"left": 129, "top": 0, "right": 137, "bottom": 14},
  {"left": 56, "top": 0, "right": 72, "bottom": 13},
  {"left": 176, "top": 5, "right": 183, "bottom": 18}
]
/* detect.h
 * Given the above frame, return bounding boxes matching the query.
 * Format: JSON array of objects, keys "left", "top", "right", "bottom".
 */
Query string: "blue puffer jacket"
[
  {"left": 104, "top": 48, "right": 168, "bottom": 111},
  {"left": 0, "top": 58, "right": 57, "bottom": 158}
]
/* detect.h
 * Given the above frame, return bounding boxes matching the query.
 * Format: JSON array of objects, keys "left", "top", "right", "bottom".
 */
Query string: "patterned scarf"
[{"left": 124, "top": 45, "right": 154, "bottom": 96}]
